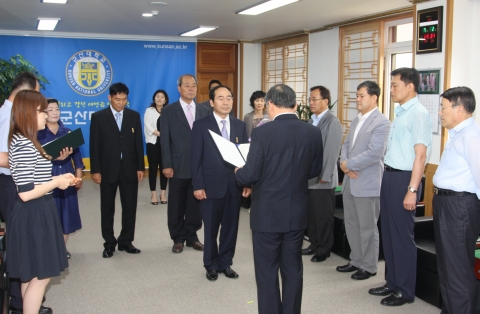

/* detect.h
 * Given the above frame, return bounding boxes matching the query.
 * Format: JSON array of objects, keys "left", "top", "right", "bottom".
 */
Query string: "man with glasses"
[
  {"left": 190, "top": 85, "right": 250, "bottom": 281},
  {"left": 433, "top": 86, "right": 480, "bottom": 314},
  {"left": 302, "top": 85, "right": 342, "bottom": 263}
]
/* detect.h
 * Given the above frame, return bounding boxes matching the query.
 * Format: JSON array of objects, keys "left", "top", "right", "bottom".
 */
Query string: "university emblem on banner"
[{"left": 66, "top": 50, "right": 113, "bottom": 96}]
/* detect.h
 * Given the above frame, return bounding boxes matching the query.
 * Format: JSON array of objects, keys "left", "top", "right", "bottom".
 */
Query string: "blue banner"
[{"left": 0, "top": 35, "right": 196, "bottom": 163}]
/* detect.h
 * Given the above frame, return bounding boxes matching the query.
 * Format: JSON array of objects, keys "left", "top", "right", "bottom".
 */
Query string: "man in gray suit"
[
  {"left": 160, "top": 74, "right": 210, "bottom": 253},
  {"left": 302, "top": 85, "right": 343, "bottom": 262},
  {"left": 337, "top": 81, "right": 390, "bottom": 280}
]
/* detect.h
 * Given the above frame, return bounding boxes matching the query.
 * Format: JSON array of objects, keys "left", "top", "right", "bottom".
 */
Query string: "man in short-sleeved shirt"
[{"left": 368, "top": 67, "right": 432, "bottom": 307}]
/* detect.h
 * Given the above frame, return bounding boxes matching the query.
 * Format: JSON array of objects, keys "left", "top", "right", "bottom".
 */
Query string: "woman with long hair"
[
  {"left": 38, "top": 98, "right": 84, "bottom": 259},
  {"left": 144, "top": 89, "right": 169, "bottom": 205},
  {"left": 8, "top": 90, "right": 74, "bottom": 314}
]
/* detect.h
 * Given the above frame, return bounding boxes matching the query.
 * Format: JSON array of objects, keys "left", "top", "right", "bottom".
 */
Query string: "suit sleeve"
[
  {"left": 134, "top": 112, "right": 145, "bottom": 171},
  {"left": 89, "top": 112, "right": 101, "bottom": 174},
  {"left": 235, "top": 127, "right": 264, "bottom": 186},
  {"left": 160, "top": 109, "right": 172, "bottom": 169},
  {"left": 320, "top": 119, "right": 343, "bottom": 182},
  {"left": 190, "top": 122, "right": 205, "bottom": 191},
  {"left": 340, "top": 126, "right": 350, "bottom": 163},
  {"left": 309, "top": 129, "right": 324, "bottom": 179},
  {"left": 346, "top": 118, "right": 390, "bottom": 171}
]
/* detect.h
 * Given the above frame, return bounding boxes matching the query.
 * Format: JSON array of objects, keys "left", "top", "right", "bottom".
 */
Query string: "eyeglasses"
[
  {"left": 308, "top": 97, "right": 325, "bottom": 102},
  {"left": 37, "top": 109, "right": 48, "bottom": 114}
]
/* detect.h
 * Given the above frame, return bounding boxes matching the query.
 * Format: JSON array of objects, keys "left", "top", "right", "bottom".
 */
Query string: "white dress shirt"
[
  {"left": 352, "top": 107, "right": 377, "bottom": 146},
  {"left": 180, "top": 98, "right": 196, "bottom": 121},
  {"left": 213, "top": 112, "right": 230, "bottom": 139}
]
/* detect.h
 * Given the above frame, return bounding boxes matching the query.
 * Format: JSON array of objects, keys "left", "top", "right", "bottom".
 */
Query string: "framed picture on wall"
[
  {"left": 417, "top": 68, "right": 442, "bottom": 134},
  {"left": 418, "top": 69, "right": 440, "bottom": 94}
]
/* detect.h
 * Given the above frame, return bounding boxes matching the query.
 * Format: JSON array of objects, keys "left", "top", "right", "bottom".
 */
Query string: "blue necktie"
[
  {"left": 115, "top": 112, "right": 121, "bottom": 130},
  {"left": 221, "top": 120, "right": 228, "bottom": 140}
]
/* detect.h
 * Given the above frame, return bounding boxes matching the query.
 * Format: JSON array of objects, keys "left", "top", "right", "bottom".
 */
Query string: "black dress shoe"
[
  {"left": 118, "top": 244, "right": 141, "bottom": 254},
  {"left": 381, "top": 293, "right": 414, "bottom": 306},
  {"left": 218, "top": 267, "right": 239, "bottom": 278},
  {"left": 336, "top": 263, "right": 358, "bottom": 272},
  {"left": 351, "top": 269, "right": 376, "bottom": 280},
  {"left": 206, "top": 270, "right": 218, "bottom": 281},
  {"left": 301, "top": 247, "right": 315, "bottom": 255},
  {"left": 102, "top": 247, "right": 115, "bottom": 258},
  {"left": 368, "top": 284, "right": 393, "bottom": 296},
  {"left": 9, "top": 305, "right": 53, "bottom": 314},
  {"left": 311, "top": 252, "right": 330, "bottom": 262}
]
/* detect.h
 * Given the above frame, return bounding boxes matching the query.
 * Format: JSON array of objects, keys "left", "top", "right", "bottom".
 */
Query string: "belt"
[
  {"left": 384, "top": 165, "right": 407, "bottom": 172},
  {"left": 433, "top": 186, "right": 474, "bottom": 197}
]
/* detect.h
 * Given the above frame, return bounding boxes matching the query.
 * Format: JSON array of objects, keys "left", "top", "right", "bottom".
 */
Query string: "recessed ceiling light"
[
  {"left": 237, "top": 0, "right": 299, "bottom": 16},
  {"left": 41, "top": 0, "right": 68, "bottom": 3},
  {"left": 37, "top": 18, "right": 60, "bottom": 30},
  {"left": 142, "top": 13, "right": 154, "bottom": 17},
  {"left": 180, "top": 26, "right": 218, "bottom": 37},
  {"left": 150, "top": 2, "right": 167, "bottom": 5}
]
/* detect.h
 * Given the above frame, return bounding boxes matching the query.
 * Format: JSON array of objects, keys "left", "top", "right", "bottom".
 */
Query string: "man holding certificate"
[{"left": 190, "top": 85, "right": 250, "bottom": 281}]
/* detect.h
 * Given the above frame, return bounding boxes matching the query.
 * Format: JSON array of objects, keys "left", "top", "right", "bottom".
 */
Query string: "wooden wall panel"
[{"left": 197, "top": 42, "right": 238, "bottom": 116}]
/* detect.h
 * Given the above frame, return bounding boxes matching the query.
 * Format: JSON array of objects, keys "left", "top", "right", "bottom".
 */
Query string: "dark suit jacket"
[
  {"left": 190, "top": 114, "right": 248, "bottom": 199},
  {"left": 235, "top": 113, "right": 323, "bottom": 233},
  {"left": 90, "top": 107, "right": 145, "bottom": 183},
  {"left": 160, "top": 101, "right": 210, "bottom": 179}
]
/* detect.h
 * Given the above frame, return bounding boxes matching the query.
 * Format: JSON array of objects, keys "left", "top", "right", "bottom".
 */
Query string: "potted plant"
[
  {"left": 296, "top": 100, "right": 338, "bottom": 121},
  {"left": 0, "top": 54, "right": 49, "bottom": 105}
]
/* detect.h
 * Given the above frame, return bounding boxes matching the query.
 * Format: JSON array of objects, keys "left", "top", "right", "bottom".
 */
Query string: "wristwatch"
[{"left": 407, "top": 185, "right": 417, "bottom": 193}]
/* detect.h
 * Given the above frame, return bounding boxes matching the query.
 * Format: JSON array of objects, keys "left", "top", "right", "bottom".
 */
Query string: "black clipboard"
[{"left": 42, "top": 128, "right": 85, "bottom": 159}]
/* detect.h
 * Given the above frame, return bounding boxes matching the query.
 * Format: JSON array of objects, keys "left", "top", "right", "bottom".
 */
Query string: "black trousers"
[
  {"left": 253, "top": 230, "right": 304, "bottom": 314},
  {"left": 146, "top": 143, "right": 168, "bottom": 191},
  {"left": 306, "top": 188, "right": 335, "bottom": 254},
  {"left": 0, "top": 174, "right": 24, "bottom": 309},
  {"left": 434, "top": 193, "right": 480, "bottom": 314},
  {"left": 167, "top": 178, "right": 202, "bottom": 244},
  {"left": 380, "top": 170, "right": 418, "bottom": 300},
  {"left": 200, "top": 187, "right": 241, "bottom": 271},
  {"left": 100, "top": 163, "right": 139, "bottom": 249}
]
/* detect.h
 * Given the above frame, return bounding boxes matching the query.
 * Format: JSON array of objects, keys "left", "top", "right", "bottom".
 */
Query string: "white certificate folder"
[{"left": 208, "top": 130, "right": 250, "bottom": 167}]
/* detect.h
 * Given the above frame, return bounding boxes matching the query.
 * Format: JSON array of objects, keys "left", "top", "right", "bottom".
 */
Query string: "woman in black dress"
[{"left": 8, "top": 90, "right": 75, "bottom": 314}]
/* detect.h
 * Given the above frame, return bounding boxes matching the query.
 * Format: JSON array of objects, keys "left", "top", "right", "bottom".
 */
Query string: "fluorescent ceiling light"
[
  {"left": 180, "top": 26, "right": 217, "bottom": 37},
  {"left": 142, "top": 13, "right": 153, "bottom": 17},
  {"left": 37, "top": 18, "right": 60, "bottom": 30},
  {"left": 41, "top": 0, "right": 68, "bottom": 3},
  {"left": 237, "top": 0, "right": 299, "bottom": 15}
]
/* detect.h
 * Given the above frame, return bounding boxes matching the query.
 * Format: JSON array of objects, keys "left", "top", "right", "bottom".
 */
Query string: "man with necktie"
[
  {"left": 190, "top": 85, "right": 250, "bottom": 281},
  {"left": 90, "top": 82, "right": 145, "bottom": 258},
  {"left": 160, "top": 74, "right": 210, "bottom": 253}
]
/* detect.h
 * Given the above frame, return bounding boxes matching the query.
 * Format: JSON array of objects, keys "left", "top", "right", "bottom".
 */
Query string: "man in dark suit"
[
  {"left": 90, "top": 82, "right": 145, "bottom": 258},
  {"left": 198, "top": 79, "right": 221, "bottom": 112},
  {"left": 235, "top": 84, "right": 323, "bottom": 314},
  {"left": 160, "top": 74, "right": 210, "bottom": 253},
  {"left": 191, "top": 85, "right": 250, "bottom": 281}
]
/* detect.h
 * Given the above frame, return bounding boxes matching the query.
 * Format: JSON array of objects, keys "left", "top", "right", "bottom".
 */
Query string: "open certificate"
[{"left": 208, "top": 130, "right": 250, "bottom": 167}]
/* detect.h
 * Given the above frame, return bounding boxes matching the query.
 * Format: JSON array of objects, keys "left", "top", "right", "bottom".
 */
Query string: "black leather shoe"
[
  {"left": 311, "top": 252, "right": 330, "bottom": 262},
  {"left": 218, "top": 267, "right": 239, "bottom": 279},
  {"left": 351, "top": 269, "right": 376, "bottom": 280},
  {"left": 9, "top": 305, "right": 53, "bottom": 314},
  {"left": 381, "top": 292, "right": 414, "bottom": 306},
  {"left": 206, "top": 270, "right": 218, "bottom": 281},
  {"left": 118, "top": 244, "right": 141, "bottom": 254},
  {"left": 102, "top": 247, "right": 115, "bottom": 258},
  {"left": 368, "top": 284, "right": 393, "bottom": 296},
  {"left": 301, "top": 247, "right": 315, "bottom": 255},
  {"left": 336, "top": 263, "right": 358, "bottom": 272}
]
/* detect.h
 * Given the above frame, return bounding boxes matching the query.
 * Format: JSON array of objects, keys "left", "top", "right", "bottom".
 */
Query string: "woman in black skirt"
[
  {"left": 8, "top": 90, "right": 75, "bottom": 314},
  {"left": 143, "top": 89, "right": 169, "bottom": 204}
]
